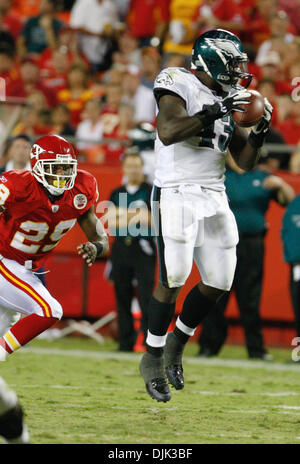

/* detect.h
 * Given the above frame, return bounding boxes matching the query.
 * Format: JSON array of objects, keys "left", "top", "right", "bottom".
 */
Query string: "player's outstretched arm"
[{"left": 77, "top": 206, "right": 109, "bottom": 267}]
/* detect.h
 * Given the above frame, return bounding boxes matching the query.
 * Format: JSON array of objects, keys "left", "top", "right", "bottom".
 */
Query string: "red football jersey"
[{"left": 0, "top": 169, "right": 98, "bottom": 270}]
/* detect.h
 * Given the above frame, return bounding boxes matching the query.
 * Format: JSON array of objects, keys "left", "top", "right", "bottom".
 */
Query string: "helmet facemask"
[
  {"left": 32, "top": 155, "right": 77, "bottom": 196},
  {"left": 226, "top": 55, "right": 252, "bottom": 89}
]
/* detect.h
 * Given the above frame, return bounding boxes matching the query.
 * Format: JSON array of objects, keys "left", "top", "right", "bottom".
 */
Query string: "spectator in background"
[
  {"left": 194, "top": 0, "right": 246, "bottom": 38},
  {"left": 100, "top": 83, "right": 123, "bottom": 134},
  {"left": 51, "top": 103, "right": 75, "bottom": 137},
  {"left": 10, "top": 0, "right": 40, "bottom": 19},
  {"left": 0, "top": 0, "right": 22, "bottom": 41},
  {"left": 57, "top": 64, "right": 93, "bottom": 127},
  {"left": 103, "top": 102, "right": 135, "bottom": 164},
  {"left": 276, "top": 100, "right": 300, "bottom": 154},
  {"left": 70, "top": 0, "right": 120, "bottom": 72},
  {"left": 38, "top": 25, "right": 88, "bottom": 73},
  {"left": 0, "top": 134, "right": 31, "bottom": 174},
  {"left": 40, "top": 49, "right": 69, "bottom": 94},
  {"left": 276, "top": 93, "right": 294, "bottom": 124},
  {"left": 0, "top": 17, "right": 16, "bottom": 55},
  {"left": 140, "top": 47, "right": 162, "bottom": 90},
  {"left": 281, "top": 38, "right": 300, "bottom": 77},
  {"left": 126, "top": 0, "right": 169, "bottom": 47},
  {"left": 11, "top": 107, "right": 52, "bottom": 137},
  {"left": 256, "top": 11, "right": 295, "bottom": 66},
  {"left": 279, "top": 0, "right": 300, "bottom": 34},
  {"left": 107, "top": 151, "right": 156, "bottom": 351},
  {"left": 26, "top": 90, "right": 49, "bottom": 112},
  {"left": 282, "top": 191, "right": 300, "bottom": 342},
  {"left": 0, "top": 45, "right": 19, "bottom": 96},
  {"left": 245, "top": 0, "right": 278, "bottom": 48},
  {"left": 8, "top": 57, "right": 56, "bottom": 107},
  {"left": 76, "top": 98, "right": 104, "bottom": 162},
  {"left": 122, "top": 68, "right": 156, "bottom": 124},
  {"left": 112, "top": 29, "right": 142, "bottom": 69},
  {"left": 162, "top": 0, "right": 200, "bottom": 63},
  {"left": 198, "top": 155, "right": 295, "bottom": 359},
  {"left": 259, "top": 51, "right": 292, "bottom": 96},
  {"left": 17, "top": 0, "right": 64, "bottom": 57}
]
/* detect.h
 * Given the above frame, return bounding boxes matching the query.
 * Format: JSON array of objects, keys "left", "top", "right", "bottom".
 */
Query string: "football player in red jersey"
[{"left": 0, "top": 134, "right": 109, "bottom": 361}]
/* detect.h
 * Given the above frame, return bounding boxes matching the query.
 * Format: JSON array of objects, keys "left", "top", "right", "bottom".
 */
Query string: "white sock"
[
  {"left": 146, "top": 331, "right": 167, "bottom": 348},
  {"left": 176, "top": 317, "right": 196, "bottom": 337}
]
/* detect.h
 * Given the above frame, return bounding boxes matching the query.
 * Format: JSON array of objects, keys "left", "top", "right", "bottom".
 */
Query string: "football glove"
[
  {"left": 194, "top": 90, "right": 251, "bottom": 126},
  {"left": 218, "top": 90, "right": 252, "bottom": 116},
  {"left": 249, "top": 98, "right": 273, "bottom": 148}
]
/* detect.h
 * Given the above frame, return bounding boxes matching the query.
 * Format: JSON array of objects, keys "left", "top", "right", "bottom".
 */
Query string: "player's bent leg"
[
  {"left": 0, "top": 257, "right": 62, "bottom": 361},
  {"left": 0, "top": 307, "right": 21, "bottom": 337}
]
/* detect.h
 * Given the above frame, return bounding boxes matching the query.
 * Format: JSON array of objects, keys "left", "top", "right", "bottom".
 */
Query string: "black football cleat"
[
  {"left": 165, "top": 364, "right": 184, "bottom": 391},
  {"left": 139, "top": 352, "right": 171, "bottom": 402},
  {"left": 164, "top": 332, "right": 185, "bottom": 390}
]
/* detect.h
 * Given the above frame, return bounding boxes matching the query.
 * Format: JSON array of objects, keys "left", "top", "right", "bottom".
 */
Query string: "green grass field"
[{"left": 1, "top": 337, "right": 300, "bottom": 444}]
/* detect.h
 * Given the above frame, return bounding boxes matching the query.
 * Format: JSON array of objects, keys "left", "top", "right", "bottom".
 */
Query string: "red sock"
[{"left": 0, "top": 314, "right": 58, "bottom": 355}]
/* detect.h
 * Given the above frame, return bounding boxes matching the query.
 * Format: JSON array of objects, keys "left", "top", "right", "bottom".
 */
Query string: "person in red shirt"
[
  {"left": 276, "top": 101, "right": 300, "bottom": 147},
  {"left": 244, "top": 0, "right": 278, "bottom": 48},
  {"left": 38, "top": 25, "right": 89, "bottom": 74},
  {"left": 100, "top": 83, "right": 123, "bottom": 135},
  {"left": 0, "top": 46, "right": 20, "bottom": 97},
  {"left": 40, "top": 49, "right": 69, "bottom": 95},
  {"left": 0, "top": 0, "right": 22, "bottom": 40},
  {"left": 8, "top": 57, "right": 56, "bottom": 107},
  {"left": 126, "top": 0, "right": 170, "bottom": 46},
  {"left": 0, "top": 134, "right": 109, "bottom": 362},
  {"left": 194, "top": 0, "right": 247, "bottom": 38},
  {"left": 103, "top": 102, "right": 135, "bottom": 164}
]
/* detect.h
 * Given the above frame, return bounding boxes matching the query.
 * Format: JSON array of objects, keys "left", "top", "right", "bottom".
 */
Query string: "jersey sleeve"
[
  {"left": 153, "top": 68, "right": 189, "bottom": 105},
  {"left": 0, "top": 173, "right": 16, "bottom": 209},
  {"left": 76, "top": 170, "right": 99, "bottom": 214}
]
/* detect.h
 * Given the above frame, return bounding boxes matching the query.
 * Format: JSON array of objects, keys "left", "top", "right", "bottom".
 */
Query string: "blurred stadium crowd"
[{"left": 0, "top": 0, "right": 300, "bottom": 171}]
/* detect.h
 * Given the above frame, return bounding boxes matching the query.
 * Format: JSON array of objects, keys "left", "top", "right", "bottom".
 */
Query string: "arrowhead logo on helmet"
[
  {"left": 30, "top": 144, "right": 46, "bottom": 159},
  {"left": 30, "top": 135, "right": 78, "bottom": 196}
]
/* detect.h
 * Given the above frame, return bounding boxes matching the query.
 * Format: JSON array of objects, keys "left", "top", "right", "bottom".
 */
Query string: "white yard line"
[{"left": 16, "top": 346, "right": 300, "bottom": 373}]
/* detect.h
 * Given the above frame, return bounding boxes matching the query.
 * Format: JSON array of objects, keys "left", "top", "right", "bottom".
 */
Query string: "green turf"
[{"left": 1, "top": 337, "right": 300, "bottom": 444}]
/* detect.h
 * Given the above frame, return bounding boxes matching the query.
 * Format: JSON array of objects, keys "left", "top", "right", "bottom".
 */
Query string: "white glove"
[{"left": 252, "top": 98, "right": 273, "bottom": 135}]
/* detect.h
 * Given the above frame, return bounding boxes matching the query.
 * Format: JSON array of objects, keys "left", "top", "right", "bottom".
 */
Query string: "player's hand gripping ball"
[
  {"left": 232, "top": 90, "right": 265, "bottom": 127},
  {"left": 77, "top": 242, "right": 97, "bottom": 267}
]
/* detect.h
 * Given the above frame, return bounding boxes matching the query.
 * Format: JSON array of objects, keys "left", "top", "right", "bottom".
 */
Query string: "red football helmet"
[{"left": 30, "top": 135, "right": 77, "bottom": 195}]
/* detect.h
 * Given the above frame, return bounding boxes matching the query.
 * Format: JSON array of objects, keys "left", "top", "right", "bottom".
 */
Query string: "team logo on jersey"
[
  {"left": 0, "top": 176, "right": 7, "bottom": 183},
  {"left": 74, "top": 194, "right": 87, "bottom": 210},
  {"left": 156, "top": 71, "right": 175, "bottom": 86},
  {"left": 52, "top": 205, "right": 60, "bottom": 213},
  {"left": 31, "top": 144, "right": 46, "bottom": 159}
]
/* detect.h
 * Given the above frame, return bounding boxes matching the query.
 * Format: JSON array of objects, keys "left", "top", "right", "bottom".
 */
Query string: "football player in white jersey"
[{"left": 139, "top": 29, "right": 273, "bottom": 402}]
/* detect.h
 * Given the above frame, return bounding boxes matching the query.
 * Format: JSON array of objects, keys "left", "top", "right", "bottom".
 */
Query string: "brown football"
[{"left": 232, "top": 90, "right": 265, "bottom": 127}]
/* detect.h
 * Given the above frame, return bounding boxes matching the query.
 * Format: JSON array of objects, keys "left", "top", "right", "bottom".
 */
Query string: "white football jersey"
[{"left": 153, "top": 67, "right": 235, "bottom": 190}]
